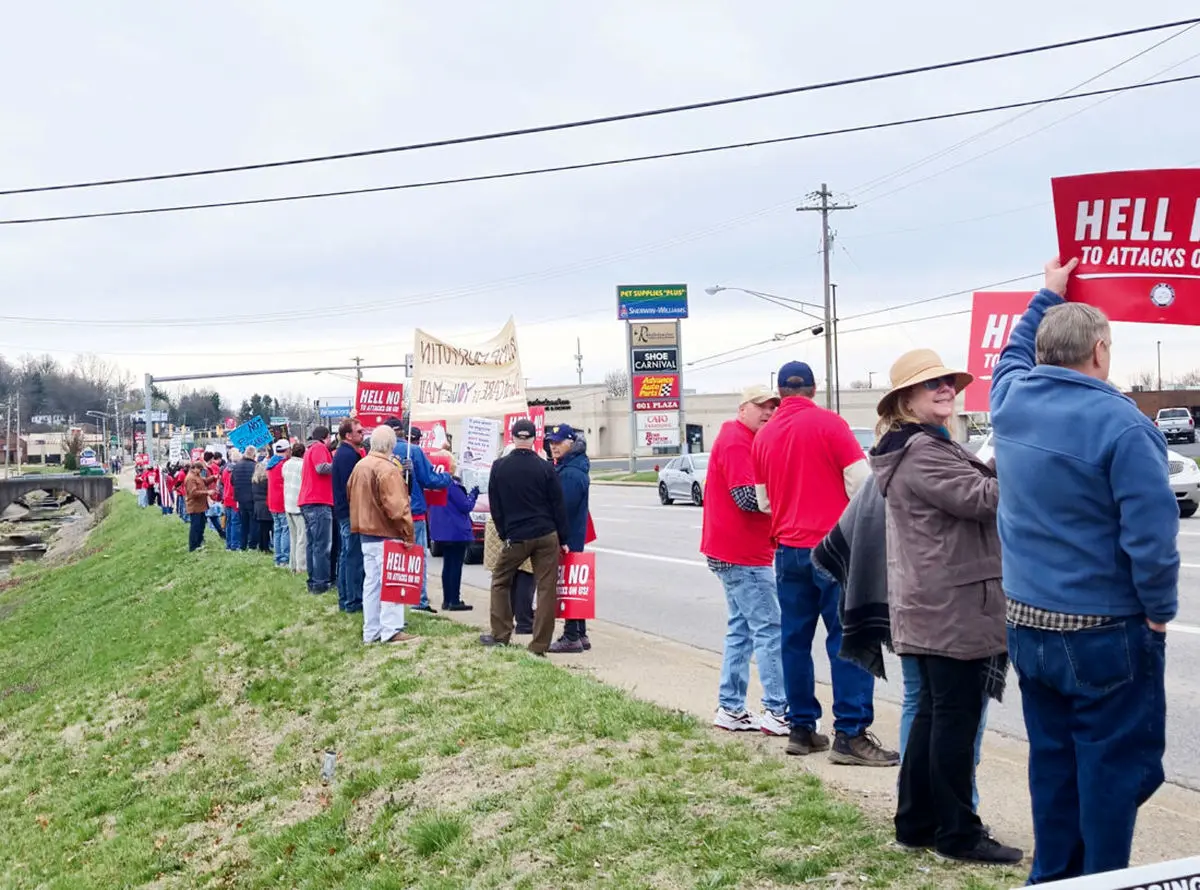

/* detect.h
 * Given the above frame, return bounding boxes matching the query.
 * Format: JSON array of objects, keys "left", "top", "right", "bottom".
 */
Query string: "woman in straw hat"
[{"left": 868, "top": 348, "right": 1021, "bottom": 866}]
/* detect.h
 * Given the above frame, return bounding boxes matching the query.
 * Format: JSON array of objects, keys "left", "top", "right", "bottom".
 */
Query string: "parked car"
[
  {"left": 1155, "top": 407, "right": 1196, "bottom": 444},
  {"left": 658, "top": 453, "right": 709, "bottom": 506},
  {"left": 975, "top": 434, "right": 1198, "bottom": 518},
  {"left": 850, "top": 427, "right": 874, "bottom": 455}
]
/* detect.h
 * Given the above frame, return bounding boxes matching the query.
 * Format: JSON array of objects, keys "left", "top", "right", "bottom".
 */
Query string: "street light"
[
  {"left": 86, "top": 410, "right": 109, "bottom": 462},
  {"left": 705, "top": 284, "right": 827, "bottom": 322}
]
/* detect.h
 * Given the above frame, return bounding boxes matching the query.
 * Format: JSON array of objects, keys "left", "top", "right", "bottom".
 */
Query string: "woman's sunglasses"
[{"left": 921, "top": 374, "right": 958, "bottom": 391}]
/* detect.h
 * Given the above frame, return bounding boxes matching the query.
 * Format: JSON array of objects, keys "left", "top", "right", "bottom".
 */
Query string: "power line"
[
  {"left": 3, "top": 74, "right": 1196, "bottom": 230},
  {"left": 4, "top": 17, "right": 1195, "bottom": 199},
  {"left": 849, "top": 23, "right": 1200, "bottom": 198},
  {"left": 839, "top": 273, "right": 1042, "bottom": 322}
]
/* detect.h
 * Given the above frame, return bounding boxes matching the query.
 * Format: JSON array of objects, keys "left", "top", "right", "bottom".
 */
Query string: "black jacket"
[
  {"left": 252, "top": 476, "right": 271, "bottom": 522},
  {"left": 487, "top": 449, "right": 569, "bottom": 544},
  {"left": 231, "top": 457, "right": 257, "bottom": 510}
]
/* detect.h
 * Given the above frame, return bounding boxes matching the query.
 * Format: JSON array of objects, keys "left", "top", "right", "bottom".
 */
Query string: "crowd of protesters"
[
  {"left": 703, "top": 259, "right": 1176, "bottom": 880},
  {"left": 134, "top": 414, "right": 595, "bottom": 655}
]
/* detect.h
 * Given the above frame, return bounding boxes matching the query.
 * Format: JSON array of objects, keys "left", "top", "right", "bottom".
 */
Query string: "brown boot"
[
  {"left": 385, "top": 631, "right": 419, "bottom": 644},
  {"left": 829, "top": 731, "right": 899, "bottom": 767}
]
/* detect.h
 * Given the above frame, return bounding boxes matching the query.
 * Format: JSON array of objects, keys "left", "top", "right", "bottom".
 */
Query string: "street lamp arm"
[{"left": 705, "top": 284, "right": 826, "bottom": 321}]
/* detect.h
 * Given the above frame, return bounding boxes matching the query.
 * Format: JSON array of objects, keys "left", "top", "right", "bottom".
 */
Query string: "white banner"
[
  {"left": 640, "top": 428, "right": 680, "bottom": 448},
  {"left": 411, "top": 318, "right": 527, "bottom": 420},
  {"left": 636, "top": 411, "right": 679, "bottom": 431},
  {"left": 459, "top": 417, "right": 501, "bottom": 469},
  {"left": 169, "top": 435, "right": 183, "bottom": 463}
]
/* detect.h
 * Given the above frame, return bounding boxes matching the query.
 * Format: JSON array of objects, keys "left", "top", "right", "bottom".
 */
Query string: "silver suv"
[{"left": 1155, "top": 408, "right": 1195, "bottom": 445}]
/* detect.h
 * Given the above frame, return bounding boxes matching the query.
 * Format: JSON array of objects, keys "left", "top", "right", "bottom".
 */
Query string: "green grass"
[
  {"left": 591, "top": 470, "right": 658, "bottom": 483},
  {"left": 0, "top": 494, "right": 1021, "bottom": 888}
]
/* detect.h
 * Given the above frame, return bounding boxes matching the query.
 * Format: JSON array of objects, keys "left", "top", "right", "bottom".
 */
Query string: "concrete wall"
[{"left": 525, "top": 384, "right": 969, "bottom": 457}]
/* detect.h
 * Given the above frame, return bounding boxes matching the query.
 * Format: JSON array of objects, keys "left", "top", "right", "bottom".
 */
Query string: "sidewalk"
[{"left": 429, "top": 570, "right": 1200, "bottom": 864}]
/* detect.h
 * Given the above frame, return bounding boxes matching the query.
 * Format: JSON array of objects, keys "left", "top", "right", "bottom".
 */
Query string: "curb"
[{"left": 590, "top": 480, "right": 657, "bottom": 487}]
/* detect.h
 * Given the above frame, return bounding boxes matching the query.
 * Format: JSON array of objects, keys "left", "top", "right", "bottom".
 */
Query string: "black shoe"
[
  {"left": 445, "top": 603, "right": 474, "bottom": 612},
  {"left": 936, "top": 836, "right": 1024, "bottom": 866},
  {"left": 412, "top": 604, "right": 438, "bottom": 614},
  {"left": 786, "top": 726, "right": 831, "bottom": 756},
  {"left": 478, "top": 634, "right": 509, "bottom": 647}
]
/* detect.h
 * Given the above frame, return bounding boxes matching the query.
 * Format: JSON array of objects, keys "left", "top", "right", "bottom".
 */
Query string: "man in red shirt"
[
  {"left": 299, "top": 426, "right": 335, "bottom": 594},
  {"left": 701, "top": 385, "right": 788, "bottom": 737},
  {"left": 752, "top": 361, "right": 897, "bottom": 766}
]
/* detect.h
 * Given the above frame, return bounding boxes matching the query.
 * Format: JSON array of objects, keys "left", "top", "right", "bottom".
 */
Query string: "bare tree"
[
  {"left": 1178, "top": 369, "right": 1200, "bottom": 387},
  {"left": 849, "top": 379, "right": 871, "bottom": 390},
  {"left": 604, "top": 369, "right": 629, "bottom": 399},
  {"left": 1129, "top": 369, "right": 1156, "bottom": 390}
]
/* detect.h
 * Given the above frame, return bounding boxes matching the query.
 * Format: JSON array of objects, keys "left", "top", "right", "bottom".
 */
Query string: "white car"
[
  {"left": 850, "top": 427, "right": 874, "bottom": 455},
  {"left": 975, "top": 434, "right": 1199, "bottom": 518},
  {"left": 658, "top": 453, "right": 709, "bottom": 506}
]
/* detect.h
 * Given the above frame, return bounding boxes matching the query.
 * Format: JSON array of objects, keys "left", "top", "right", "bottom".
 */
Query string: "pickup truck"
[{"left": 1155, "top": 407, "right": 1196, "bottom": 444}]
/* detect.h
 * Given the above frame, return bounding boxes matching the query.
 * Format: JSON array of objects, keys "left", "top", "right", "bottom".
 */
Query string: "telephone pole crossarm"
[{"left": 797, "top": 183, "right": 855, "bottom": 410}]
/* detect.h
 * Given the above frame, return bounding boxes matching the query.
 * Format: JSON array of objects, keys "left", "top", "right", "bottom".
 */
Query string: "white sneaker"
[
  {"left": 713, "top": 707, "right": 760, "bottom": 732},
  {"left": 759, "top": 709, "right": 790, "bottom": 736}
]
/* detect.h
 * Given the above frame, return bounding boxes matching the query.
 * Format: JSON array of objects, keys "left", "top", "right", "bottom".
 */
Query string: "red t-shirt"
[
  {"left": 751, "top": 397, "right": 864, "bottom": 549},
  {"left": 701, "top": 420, "right": 774, "bottom": 566},
  {"left": 267, "top": 461, "right": 286, "bottom": 514},
  {"left": 299, "top": 440, "right": 334, "bottom": 507}
]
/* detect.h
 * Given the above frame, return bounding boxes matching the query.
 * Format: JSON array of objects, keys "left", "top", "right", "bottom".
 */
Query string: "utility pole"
[
  {"left": 798, "top": 183, "right": 855, "bottom": 409},
  {"left": 831, "top": 282, "right": 841, "bottom": 414},
  {"left": 574, "top": 338, "right": 583, "bottom": 385},
  {"left": 352, "top": 357, "right": 363, "bottom": 382},
  {"left": 14, "top": 392, "right": 20, "bottom": 475},
  {"left": 4, "top": 399, "right": 10, "bottom": 479},
  {"left": 1157, "top": 341, "right": 1163, "bottom": 391}
]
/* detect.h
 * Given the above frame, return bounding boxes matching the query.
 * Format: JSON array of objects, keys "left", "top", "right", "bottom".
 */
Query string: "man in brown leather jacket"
[{"left": 349, "top": 424, "right": 417, "bottom": 644}]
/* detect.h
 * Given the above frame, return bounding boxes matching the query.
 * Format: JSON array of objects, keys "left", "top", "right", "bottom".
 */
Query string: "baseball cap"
[
  {"left": 408, "top": 427, "right": 423, "bottom": 443},
  {"left": 383, "top": 417, "right": 404, "bottom": 430},
  {"left": 740, "top": 385, "right": 780, "bottom": 406},
  {"left": 511, "top": 418, "right": 537, "bottom": 440},
  {"left": 545, "top": 423, "right": 577, "bottom": 443},
  {"left": 272, "top": 438, "right": 291, "bottom": 454},
  {"left": 777, "top": 361, "right": 815, "bottom": 389}
]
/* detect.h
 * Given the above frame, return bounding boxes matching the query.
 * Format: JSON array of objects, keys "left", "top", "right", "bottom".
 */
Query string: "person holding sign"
[
  {"left": 545, "top": 424, "right": 592, "bottom": 654},
  {"left": 991, "top": 258, "right": 1178, "bottom": 883},
  {"left": 348, "top": 423, "right": 418, "bottom": 645},
  {"left": 386, "top": 421, "right": 451, "bottom": 614}
]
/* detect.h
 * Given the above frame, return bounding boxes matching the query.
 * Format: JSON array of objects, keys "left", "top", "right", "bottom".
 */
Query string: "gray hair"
[
  {"left": 243, "top": 445, "right": 257, "bottom": 460},
  {"left": 1036, "top": 303, "right": 1111, "bottom": 368},
  {"left": 370, "top": 424, "right": 396, "bottom": 455}
]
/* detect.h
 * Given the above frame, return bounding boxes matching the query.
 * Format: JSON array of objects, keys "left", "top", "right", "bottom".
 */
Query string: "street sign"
[
  {"left": 405, "top": 352, "right": 415, "bottom": 377},
  {"left": 109, "top": 436, "right": 119, "bottom": 447},
  {"left": 617, "top": 284, "right": 688, "bottom": 320}
]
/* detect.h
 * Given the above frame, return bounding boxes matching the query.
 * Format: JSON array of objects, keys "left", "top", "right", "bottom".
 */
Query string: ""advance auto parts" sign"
[
  {"left": 633, "top": 374, "right": 680, "bottom": 411},
  {"left": 631, "top": 347, "right": 678, "bottom": 373}
]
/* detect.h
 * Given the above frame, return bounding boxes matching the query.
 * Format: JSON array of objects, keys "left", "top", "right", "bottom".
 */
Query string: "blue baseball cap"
[
  {"left": 545, "top": 423, "right": 577, "bottom": 443},
  {"left": 777, "top": 361, "right": 815, "bottom": 389}
]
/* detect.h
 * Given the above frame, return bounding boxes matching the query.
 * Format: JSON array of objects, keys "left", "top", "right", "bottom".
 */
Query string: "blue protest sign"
[{"left": 227, "top": 416, "right": 273, "bottom": 452}]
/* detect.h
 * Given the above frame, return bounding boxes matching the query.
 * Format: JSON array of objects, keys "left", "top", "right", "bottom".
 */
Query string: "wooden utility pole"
[{"left": 798, "top": 184, "right": 855, "bottom": 408}]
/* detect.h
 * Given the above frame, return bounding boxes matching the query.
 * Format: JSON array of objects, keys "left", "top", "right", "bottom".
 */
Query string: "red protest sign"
[
  {"left": 410, "top": 420, "right": 448, "bottom": 451},
  {"left": 556, "top": 552, "right": 595, "bottom": 620},
  {"left": 963, "top": 292, "right": 1032, "bottom": 412},
  {"left": 424, "top": 450, "right": 453, "bottom": 507},
  {"left": 503, "top": 406, "right": 546, "bottom": 451},
  {"left": 135, "top": 453, "right": 150, "bottom": 467},
  {"left": 355, "top": 381, "right": 405, "bottom": 430},
  {"left": 381, "top": 541, "right": 424, "bottom": 605},
  {"left": 1052, "top": 169, "right": 1200, "bottom": 325}
]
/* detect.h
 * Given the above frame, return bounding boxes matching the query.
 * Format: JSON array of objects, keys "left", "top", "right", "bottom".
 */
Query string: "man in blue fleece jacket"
[{"left": 991, "top": 257, "right": 1179, "bottom": 885}]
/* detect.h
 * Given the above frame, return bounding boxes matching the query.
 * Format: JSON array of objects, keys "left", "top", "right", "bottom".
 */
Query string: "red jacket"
[
  {"left": 267, "top": 461, "right": 286, "bottom": 514},
  {"left": 221, "top": 467, "right": 237, "bottom": 508}
]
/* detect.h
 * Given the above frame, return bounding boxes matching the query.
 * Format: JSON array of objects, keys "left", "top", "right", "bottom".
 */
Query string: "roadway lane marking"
[
  {"left": 1172, "top": 623, "right": 1200, "bottom": 635},
  {"left": 589, "top": 546, "right": 708, "bottom": 568}
]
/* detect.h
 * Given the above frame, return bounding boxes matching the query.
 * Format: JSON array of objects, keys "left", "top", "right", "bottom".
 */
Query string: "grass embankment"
[
  {"left": 591, "top": 470, "right": 658, "bottom": 484},
  {"left": 0, "top": 496, "right": 1019, "bottom": 889}
]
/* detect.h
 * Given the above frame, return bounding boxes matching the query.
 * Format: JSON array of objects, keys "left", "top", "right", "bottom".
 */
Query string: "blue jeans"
[
  {"left": 336, "top": 516, "right": 363, "bottom": 611},
  {"left": 1009, "top": 618, "right": 1166, "bottom": 884},
  {"left": 225, "top": 506, "right": 241, "bottom": 550},
  {"left": 414, "top": 519, "right": 430, "bottom": 608},
  {"left": 713, "top": 564, "right": 787, "bottom": 715},
  {"left": 775, "top": 545, "right": 875, "bottom": 736},
  {"left": 188, "top": 512, "right": 206, "bottom": 551},
  {"left": 301, "top": 504, "right": 333, "bottom": 592},
  {"left": 273, "top": 513, "right": 290, "bottom": 567},
  {"left": 900, "top": 655, "right": 986, "bottom": 812}
]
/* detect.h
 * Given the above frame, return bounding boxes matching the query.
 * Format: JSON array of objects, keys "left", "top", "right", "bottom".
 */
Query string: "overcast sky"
[{"left": 2, "top": 1, "right": 1198, "bottom": 405}]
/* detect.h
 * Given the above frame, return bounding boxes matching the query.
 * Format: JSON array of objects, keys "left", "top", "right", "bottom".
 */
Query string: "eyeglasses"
[{"left": 921, "top": 375, "right": 958, "bottom": 391}]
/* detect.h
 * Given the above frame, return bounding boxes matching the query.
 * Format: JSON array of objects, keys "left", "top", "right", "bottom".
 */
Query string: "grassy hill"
[{"left": 0, "top": 495, "right": 1016, "bottom": 889}]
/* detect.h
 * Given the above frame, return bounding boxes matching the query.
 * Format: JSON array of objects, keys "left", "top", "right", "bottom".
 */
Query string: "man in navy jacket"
[
  {"left": 992, "top": 257, "right": 1179, "bottom": 884},
  {"left": 546, "top": 424, "right": 591, "bottom": 653}
]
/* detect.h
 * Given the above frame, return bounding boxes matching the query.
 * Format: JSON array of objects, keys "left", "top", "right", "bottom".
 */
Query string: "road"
[{"left": 456, "top": 484, "right": 1200, "bottom": 791}]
